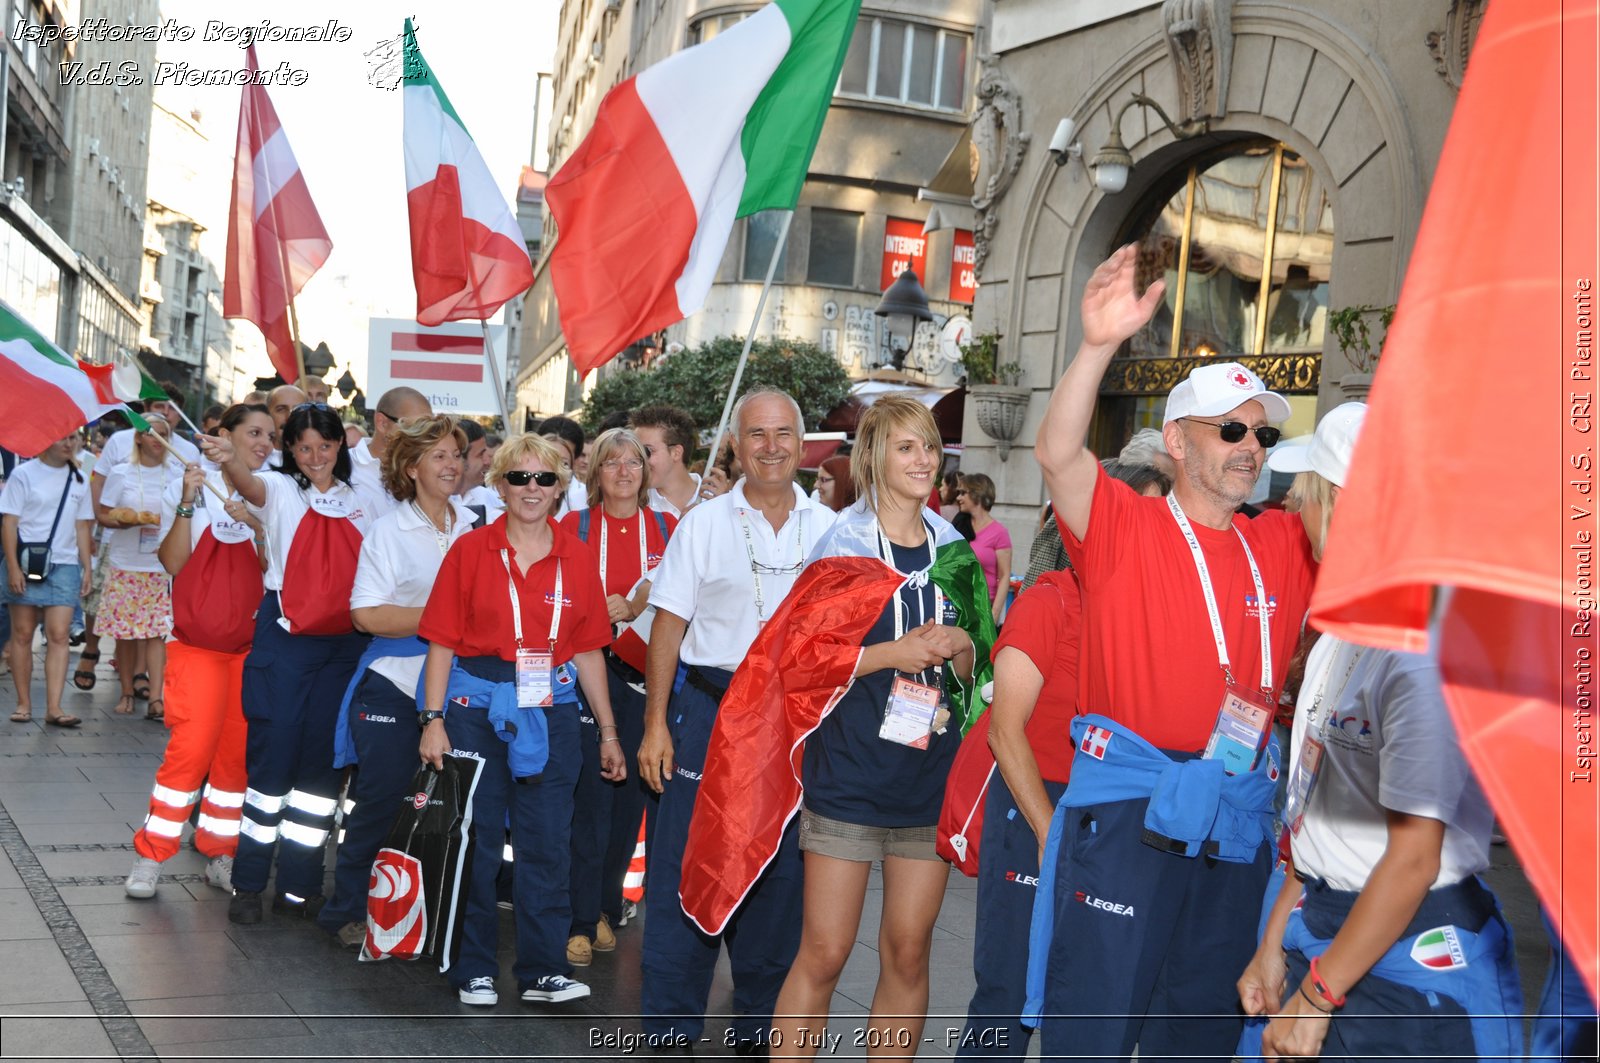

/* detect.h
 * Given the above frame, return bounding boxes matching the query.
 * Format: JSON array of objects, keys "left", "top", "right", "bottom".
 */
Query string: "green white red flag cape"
[
  {"left": 0, "top": 301, "right": 119, "bottom": 457},
  {"left": 679, "top": 502, "right": 995, "bottom": 934}
]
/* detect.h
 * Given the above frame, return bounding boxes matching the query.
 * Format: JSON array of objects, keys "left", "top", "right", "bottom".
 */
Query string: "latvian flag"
[
  {"left": 1080, "top": 724, "right": 1113, "bottom": 761},
  {"left": 387, "top": 326, "right": 489, "bottom": 384}
]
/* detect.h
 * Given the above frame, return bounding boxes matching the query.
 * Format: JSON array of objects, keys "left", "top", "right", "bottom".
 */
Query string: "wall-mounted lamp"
[{"left": 1088, "top": 93, "right": 1209, "bottom": 194}]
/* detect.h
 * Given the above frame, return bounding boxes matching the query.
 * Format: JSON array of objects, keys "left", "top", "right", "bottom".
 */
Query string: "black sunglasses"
[
  {"left": 1181, "top": 418, "right": 1281, "bottom": 448},
  {"left": 503, "top": 470, "right": 560, "bottom": 487},
  {"left": 292, "top": 402, "right": 332, "bottom": 413}
]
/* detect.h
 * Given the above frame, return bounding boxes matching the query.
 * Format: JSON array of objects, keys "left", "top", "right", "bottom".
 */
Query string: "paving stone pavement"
[{"left": 0, "top": 637, "right": 1556, "bottom": 1062}]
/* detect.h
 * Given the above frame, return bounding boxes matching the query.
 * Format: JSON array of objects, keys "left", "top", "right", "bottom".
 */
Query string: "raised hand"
[{"left": 1080, "top": 244, "right": 1167, "bottom": 349}]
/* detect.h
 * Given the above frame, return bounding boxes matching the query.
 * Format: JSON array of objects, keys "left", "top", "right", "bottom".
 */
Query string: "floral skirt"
[{"left": 98, "top": 567, "right": 172, "bottom": 640}]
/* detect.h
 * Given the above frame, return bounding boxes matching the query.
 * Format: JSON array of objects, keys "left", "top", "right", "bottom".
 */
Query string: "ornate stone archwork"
[
  {"left": 1425, "top": 0, "right": 1488, "bottom": 91},
  {"left": 969, "top": 55, "right": 1031, "bottom": 277},
  {"left": 1162, "top": 0, "right": 1235, "bottom": 125}
]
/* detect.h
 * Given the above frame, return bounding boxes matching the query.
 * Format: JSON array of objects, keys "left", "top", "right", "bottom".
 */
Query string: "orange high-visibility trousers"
[{"left": 132, "top": 640, "right": 249, "bottom": 861}]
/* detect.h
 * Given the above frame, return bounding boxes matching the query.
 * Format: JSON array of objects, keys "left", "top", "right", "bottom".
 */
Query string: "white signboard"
[{"left": 366, "top": 318, "right": 508, "bottom": 416}]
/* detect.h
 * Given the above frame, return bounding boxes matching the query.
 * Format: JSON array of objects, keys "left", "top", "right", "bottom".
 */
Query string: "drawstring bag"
[
  {"left": 936, "top": 707, "right": 1000, "bottom": 876},
  {"left": 278, "top": 501, "right": 363, "bottom": 635},
  {"left": 172, "top": 519, "right": 263, "bottom": 654}
]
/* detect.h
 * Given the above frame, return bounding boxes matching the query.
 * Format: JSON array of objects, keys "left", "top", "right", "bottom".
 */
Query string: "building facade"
[
  {"left": 963, "top": 0, "right": 1477, "bottom": 544},
  {"left": 514, "top": 0, "right": 984, "bottom": 426}
]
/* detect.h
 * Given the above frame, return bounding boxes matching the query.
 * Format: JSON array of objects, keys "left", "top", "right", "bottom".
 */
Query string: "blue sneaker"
[{"left": 520, "top": 974, "right": 589, "bottom": 1003}]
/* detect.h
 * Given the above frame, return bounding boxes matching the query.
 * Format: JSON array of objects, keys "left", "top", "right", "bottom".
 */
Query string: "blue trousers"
[
  {"left": 640, "top": 667, "right": 803, "bottom": 1042},
  {"left": 1534, "top": 910, "right": 1600, "bottom": 1061},
  {"left": 600, "top": 658, "right": 650, "bottom": 925},
  {"left": 319, "top": 671, "right": 422, "bottom": 931},
  {"left": 1037, "top": 792, "right": 1271, "bottom": 1063},
  {"left": 569, "top": 693, "right": 610, "bottom": 939},
  {"left": 235, "top": 594, "right": 367, "bottom": 897},
  {"left": 448, "top": 700, "right": 582, "bottom": 990},
  {"left": 957, "top": 775, "right": 1068, "bottom": 1060}
]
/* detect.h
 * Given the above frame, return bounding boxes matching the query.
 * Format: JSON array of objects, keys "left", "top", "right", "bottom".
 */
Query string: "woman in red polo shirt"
[{"left": 418, "top": 433, "right": 626, "bottom": 1008}]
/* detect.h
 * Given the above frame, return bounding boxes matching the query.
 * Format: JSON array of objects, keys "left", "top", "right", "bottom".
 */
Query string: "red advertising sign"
[
  {"left": 950, "top": 229, "right": 977, "bottom": 303},
  {"left": 880, "top": 217, "right": 929, "bottom": 291}
]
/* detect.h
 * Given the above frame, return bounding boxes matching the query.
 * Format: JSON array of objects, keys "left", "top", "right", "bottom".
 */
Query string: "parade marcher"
[
  {"left": 631, "top": 405, "right": 706, "bottom": 518},
  {"left": 417, "top": 433, "right": 626, "bottom": 1006},
  {"left": 636, "top": 388, "right": 836, "bottom": 1053},
  {"left": 201, "top": 403, "right": 374, "bottom": 925},
  {"left": 559, "top": 427, "right": 677, "bottom": 966},
  {"left": 96, "top": 397, "right": 201, "bottom": 469},
  {"left": 957, "top": 473, "right": 1012, "bottom": 625},
  {"left": 350, "top": 387, "right": 432, "bottom": 518},
  {"left": 1236, "top": 403, "right": 1523, "bottom": 1061},
  {"left": 812, "top": 454, "right": 854, "bottom": 513},
  {"left": 680, "top": 396, "right": 991, "bottom": 1060},
  {"left": 319, "top": 415, "right": 476, "bottom": 947},
  {"left": 295, "top": 375, "right": 331, "bottom": 406},
  {"left": 95, "top": 417, "right": 182, "bottom": 719},
  {"left": 266, "top": 385, "right": 308, "bottom": 437},
  {"left": 537, "top": 415, "right": 591, "bottom": 517},
  {"left": 2, "top": 432, "right": 92, "bottom": 727},
  {"left": 123, "top": 404, "right": 275, "bottom": 898},
  {"left": 1027, "top": 246, "right": 1316, "bottom": 1061}
]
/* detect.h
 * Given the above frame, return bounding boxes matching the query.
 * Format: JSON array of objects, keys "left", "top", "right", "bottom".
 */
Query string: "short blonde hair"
[
  {"left": 382, "top": 415, "right": 468, "bottom": 503},
  {"left": 851, "top": 395, "right": 941, "bottom": 513},
  {"left": 487, "top": 432, "right": 571, "bottom": 493},
  {"left": 585, "top": 428, "right": 652, "bottom": 510}
]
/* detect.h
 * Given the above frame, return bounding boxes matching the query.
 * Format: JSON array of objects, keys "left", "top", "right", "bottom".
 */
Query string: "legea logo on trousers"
[{"left": 1074, "top": 890, "right": 1136, "bottom": 917}]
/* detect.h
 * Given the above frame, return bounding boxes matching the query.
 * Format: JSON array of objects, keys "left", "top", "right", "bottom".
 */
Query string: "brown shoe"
[
  {"left": 594, "top": 914, "right": 617, "bottom": 952},
  {"left": 566, "top": 933, "right": 593, "bottom": 966}
]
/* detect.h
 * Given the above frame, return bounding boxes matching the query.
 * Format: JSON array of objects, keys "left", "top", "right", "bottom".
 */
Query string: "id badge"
[
  {"left": 1285, "top": 734, "right": 1327, "bottom": 836},
  {"left": 1202, "top": 684, "right": 1273, "bottom": 775},
  {"left": 515, "top": 648, "right": 553, "bottom": 708},
  {"left": 138, "top": 524, "right": 161, "bottom": 553},
  {"left": 880, "top": 675, "right": 939, "bottom": 749}
]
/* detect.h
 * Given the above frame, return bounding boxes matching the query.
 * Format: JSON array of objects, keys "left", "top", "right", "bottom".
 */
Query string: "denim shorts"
[
  {"left": 2, "top": 562, "right": 82, "bottom": 609},
  {"left": 797, "top": 807, "right": 940, "bottom": 863}
]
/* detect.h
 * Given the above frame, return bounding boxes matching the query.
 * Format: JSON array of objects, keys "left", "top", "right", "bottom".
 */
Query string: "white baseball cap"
[
  {"left": 1267, "top": 402, "right": 1367, "bottom": 487},
  {"left": 1163, "top": 362, "right": 1293, "bottom": 425}
]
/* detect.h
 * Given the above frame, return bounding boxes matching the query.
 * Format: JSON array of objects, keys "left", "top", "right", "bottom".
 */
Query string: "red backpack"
[
  {"left": 278, "top": 493, "right": 364, "bottom": 635},
  {"left": 171, "top": 511, "right": 263, "bottom": 654}
]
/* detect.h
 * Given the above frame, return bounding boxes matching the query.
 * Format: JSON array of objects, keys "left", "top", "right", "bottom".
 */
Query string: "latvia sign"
[{"left": 366, "top": 318, "right": 507, "bottom": 416}]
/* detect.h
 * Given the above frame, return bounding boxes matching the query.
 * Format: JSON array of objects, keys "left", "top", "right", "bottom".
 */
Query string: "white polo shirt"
[
  {"left": 99, "top": 459, "right": 182, "bottom": 573},
  {"left": 647, "top": 472, "right": 702, "bottom": 520},
  {"left": 649, "top": 480, "right": 834, "bottom": 671},
  {"left": 353, "top": 497, "right": 478, "bottom": 697},
  {"left": 246, "top": 471, "right": 372, "bottom": 592},
  {"left": 97, "top": 427, "right": 198, "bottom": 472},
  {"left": 348, "top": 437, "right": 399, "bottom": 520},
  {"left": 0, "top": 459, "right": 92, "bottom": 559},
  {"left": 158, "top": 472, "right": 254, "bottom": 552}
]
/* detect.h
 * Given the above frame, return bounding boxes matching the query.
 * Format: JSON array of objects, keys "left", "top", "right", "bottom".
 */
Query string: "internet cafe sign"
[{"left": 880, "top": 218, "right": 928, "bottom": 291}]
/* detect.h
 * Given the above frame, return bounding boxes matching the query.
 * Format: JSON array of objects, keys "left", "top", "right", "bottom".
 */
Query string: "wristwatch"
[{"left": 418, "top": 709, "right": 445, "bottom": 729}]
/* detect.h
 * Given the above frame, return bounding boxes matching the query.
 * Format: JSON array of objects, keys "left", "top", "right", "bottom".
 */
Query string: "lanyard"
[
  {"left": 411, "top": 501, "right": 453, "bottom": 558},
  {"left": 501, "top": 549, "right": 563, "bottom": 650},
  {"left": 1307, "top": 639, "right": 1367, "bottom": 738},
  {"left": 1166, "top": 494, "right": 1273, "bottom": 691},
  {"left": 598, "top": 510, "right": 648, "bottom": 588},
  {"left": 737, "top": 506, "right": 805, "bottom": 623},
  {"left": 876, "top": 519, "right": 943, "bottom": 687}
]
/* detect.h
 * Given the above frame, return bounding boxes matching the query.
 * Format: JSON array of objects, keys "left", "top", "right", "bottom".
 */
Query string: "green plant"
[
  {"left": 1327, "top": 303, "right": 1396, "bottom": 374},
  {"left": 960, "top": 331, "right": 1024, "bottom": 386}
]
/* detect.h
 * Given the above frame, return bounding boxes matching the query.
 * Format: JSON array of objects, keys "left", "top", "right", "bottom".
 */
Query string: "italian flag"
[
  {"left": 546, "top": 0, "right": 860, "bottom": 376},
  {"left": 678, "top": 503, "right": 995, "bottom": 934},
  {"left": 0, "top": 301, "right": 119, "bottom": 457},
  {"left": 403, "top": 20, "right": 534, "bottom": 326},
  {"left": 1410, "top": 926, "right": 1468, "bottom": 970}
]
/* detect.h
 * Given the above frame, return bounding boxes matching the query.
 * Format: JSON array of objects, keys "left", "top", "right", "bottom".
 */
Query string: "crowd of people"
[{"left": 0, "top": 248, "right": 1593, "bottom": 1060}]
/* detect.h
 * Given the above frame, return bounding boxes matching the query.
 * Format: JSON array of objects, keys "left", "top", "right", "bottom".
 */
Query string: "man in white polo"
[{"left": 349, "top": 386, "right": 432, "bottom": 517}]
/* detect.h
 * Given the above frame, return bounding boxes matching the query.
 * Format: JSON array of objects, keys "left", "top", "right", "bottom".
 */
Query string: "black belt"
[
  {"left": 604, "top": 649, "right": 645, "bottom": 686},
  {"left": 684, "top": 665, "right": 731, "bottom": 702}
]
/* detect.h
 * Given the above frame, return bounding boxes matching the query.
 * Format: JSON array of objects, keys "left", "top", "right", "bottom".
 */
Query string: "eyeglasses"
[
  {"left": 1181, "top": 418, "right": 1281, "bottom": 448},
  {"left": 815, "top": 476, "right": 834, "bottom": 486},
  {"left": 750, "top": 559, "right": 804, "bottom": 576},
  {"left": 601, "top": 458, "right": 644, "bottom": 472},
  {"left": 503, "top": 469, "right": 560, "bottom": 487}
]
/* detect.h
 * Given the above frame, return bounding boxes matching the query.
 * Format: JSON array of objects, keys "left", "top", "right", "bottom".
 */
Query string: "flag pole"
[
  {"left": 463, "top": 254, "right": 514, "bottom": 430},
  {"left": 246, "top": 45, "right": 310, "bottom": 388},
  {"left": 704, "top": 210, "right": 793, "bottom": 482},
  {"left": 134, "top": 413, "right": 227, "bottom": 503}
]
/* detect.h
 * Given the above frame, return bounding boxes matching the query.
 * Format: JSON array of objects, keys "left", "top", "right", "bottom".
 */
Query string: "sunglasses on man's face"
[
  {"left": 1181, "top": 418, "right": 1281, "bottom": 448},
  {"left": 503, "top": 469, "right": 560, "bottom": 487}
]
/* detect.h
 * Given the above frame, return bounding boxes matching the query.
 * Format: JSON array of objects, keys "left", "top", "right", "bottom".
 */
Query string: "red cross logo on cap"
[{"left": 1228, "top": 369, "right": 1253, "bottom": 389}]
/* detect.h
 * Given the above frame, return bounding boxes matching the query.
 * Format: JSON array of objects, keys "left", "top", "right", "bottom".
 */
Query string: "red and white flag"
[{"left": 223, "top": 45, "right": 332, "bottom": 384}]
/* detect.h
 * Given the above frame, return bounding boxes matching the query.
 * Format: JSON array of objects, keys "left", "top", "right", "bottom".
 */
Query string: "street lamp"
[
  {"left": 1087, "top": 93, "right": 1209, "bottom": 194},
  {"left": 874, "top": 265, "right": 933, "bottom": 372}
]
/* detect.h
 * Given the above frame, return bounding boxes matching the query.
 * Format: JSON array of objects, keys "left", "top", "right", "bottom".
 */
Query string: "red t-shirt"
[
  {"left": 559, "top": 506, "right": 678, "bottom": 598},
  {"left": 1062, "top": 467, "right": 1316, "bottom": 751},
  {"left": 419, "top": 517, "right": 613, "bottom": 664},
  {"left": 991, "top": 569, "right": 1082, "bottom": 783}
]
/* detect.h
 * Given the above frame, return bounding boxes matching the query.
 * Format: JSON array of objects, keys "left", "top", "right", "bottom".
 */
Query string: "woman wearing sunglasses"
[
  {"left": 418, "top": 433, "right": 627, "bottom": 1007},
  {"left": 559, "top": 427, "right": 677, "bottom": 965},
  {"left": 201, "top": 402, "right": 373, "bottom": 925}
]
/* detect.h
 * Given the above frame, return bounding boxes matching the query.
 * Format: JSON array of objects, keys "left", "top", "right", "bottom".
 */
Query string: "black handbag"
[{"left": 16, "top": 464, "right": 78, "bottom": 582}]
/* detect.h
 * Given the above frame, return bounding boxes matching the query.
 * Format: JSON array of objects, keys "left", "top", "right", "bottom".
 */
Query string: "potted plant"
[
  {"left": 1327, "top": 303, "right": 1395, "bottom": 401},
  {"left": 962, "top": 332, "right": 1029, "bottom": 460}
]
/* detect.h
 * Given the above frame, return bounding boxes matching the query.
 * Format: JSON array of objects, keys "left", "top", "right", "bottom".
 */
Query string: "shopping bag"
[{"left": 361, "top": 752, "right": 484, "bottom": 965}]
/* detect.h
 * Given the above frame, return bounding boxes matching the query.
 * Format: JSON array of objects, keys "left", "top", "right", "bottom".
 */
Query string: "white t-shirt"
[
  {"left": 353, "top": 498, "right": 478, "bottom": 697},
  {"left": 246, "top": 471, "right": 372, "bottom": 592},
  {"left": 349, "top": 437, "right": 399, "bottom": 521},
  {"left": 99, "top": 460, "right": 181, "bottom": 573},
  {"left": 647, "top": 472, "right": 702, "bottom": 520},
  {"left": 157, "top": 473, "right": 257, "bottom": 553},
  {"left": 0, "top": 459, "right": 93, "bottom": 561},
  {"left": 649, "top": 481, "right": 835, "bottom": 671},
  {"left": 97, "top": 427, "right": 198, "bottom": 472},
  {"left": 1288, "top": 637, "right": 1494, "bottom": 892},
  {"left": 461, "top": 483, "right": 505, "bottom": 515}
]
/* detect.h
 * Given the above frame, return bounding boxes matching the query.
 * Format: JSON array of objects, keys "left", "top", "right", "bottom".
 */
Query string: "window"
[
  {"left": 837, "top": 17, "right": 969, "bottom": 113},
  {"left": 807, "top": 209, "right": 859, "bottom": 287},
  {"left": 688, "top": 12, "right": 748, "bottom": 46},
  {"left": 741, "top": 210, "right": 790, "bottom": 282}
]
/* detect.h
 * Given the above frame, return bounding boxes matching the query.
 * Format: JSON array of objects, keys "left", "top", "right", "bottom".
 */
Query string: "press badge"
[
  {"left": 1285, "top": 732, "right": 1327, "bottom": 836},
  {"left": 515, "top": 648, "right": 553, "bottom": 708},
  {"left": 880, "top": 676, "right": 939, "bottom": 749},
  {"left": 138, "top": 525, "right": 161, "bottom": 553},
  {"left": 1202, "top": 684, "right": 1272, "bottom": 775}
]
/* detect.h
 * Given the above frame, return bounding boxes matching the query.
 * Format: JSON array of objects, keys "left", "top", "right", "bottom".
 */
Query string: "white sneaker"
[
  {"left": 124, "top": 857, "right": 160, "bottom": 899},
  {"left": 520, "top": 974, "right": 590, "bottom": 1003},
  {"left": 203, "top": 855, "right": 234, "bottom": 892},
  {"left": 458, "top": 976, "right": 498, "bottom": 1006}
]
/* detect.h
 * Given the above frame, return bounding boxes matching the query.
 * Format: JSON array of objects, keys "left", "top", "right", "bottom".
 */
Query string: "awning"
[
  {"left": 800, "top": 432, "right": 846, "bottom": 470},
  {"left": 820, "top": 382, "right": 966, "bottom": 443}
]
